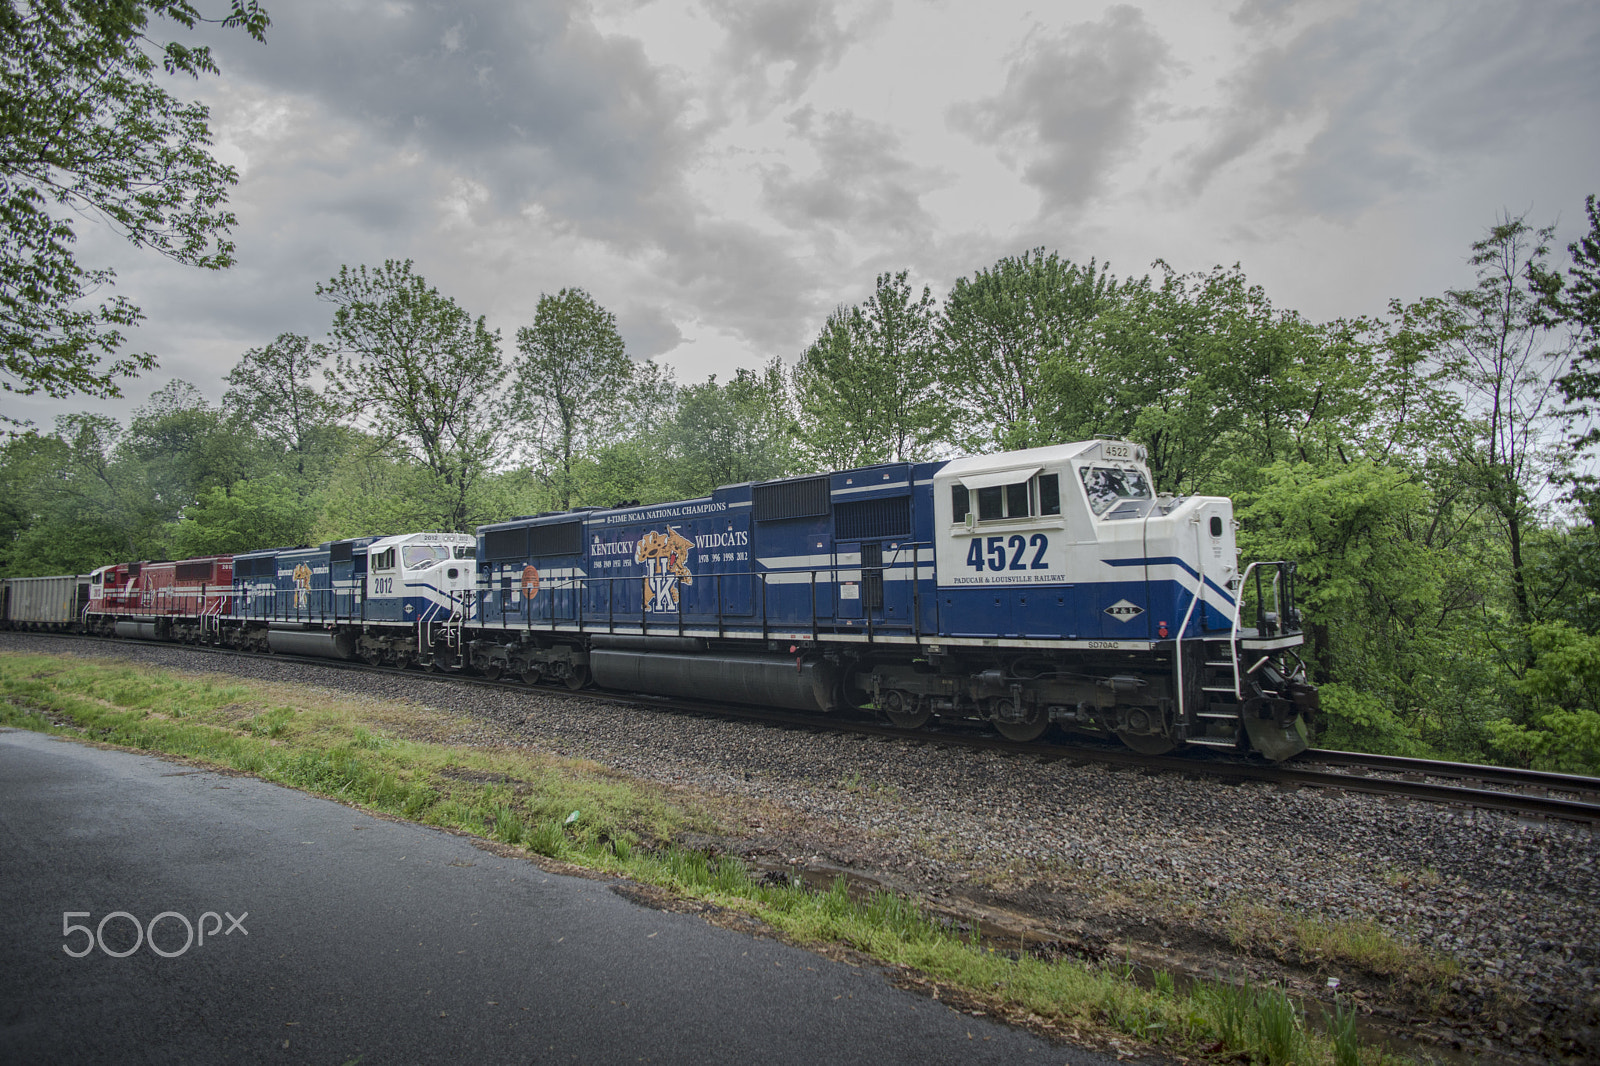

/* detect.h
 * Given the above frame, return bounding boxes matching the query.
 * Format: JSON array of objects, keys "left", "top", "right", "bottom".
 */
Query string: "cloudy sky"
[{"left": 12, "top": 0, "right": 1600, "bottom": 428}]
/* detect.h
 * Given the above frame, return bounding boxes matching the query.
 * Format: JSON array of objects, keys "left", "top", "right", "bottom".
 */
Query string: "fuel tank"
[
  {"left": 590, "top": 650, "right": 837, "bottom": 714},
  {"left": 266, "top": 628, "right": 355, "bottom": 659}
]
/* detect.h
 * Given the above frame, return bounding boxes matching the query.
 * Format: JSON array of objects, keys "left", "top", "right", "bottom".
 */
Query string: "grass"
[
  {"left": 1, "top": 651, "right": 1418, "bottom": 1065},
  {"left": 1224, "top": 902, "right": 1460, "bottom": 988}
]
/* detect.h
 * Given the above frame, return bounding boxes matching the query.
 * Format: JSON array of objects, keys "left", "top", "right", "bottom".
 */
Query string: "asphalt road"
[{"left": 0, "top": 729, "right": 1126, "bottom": 1065}]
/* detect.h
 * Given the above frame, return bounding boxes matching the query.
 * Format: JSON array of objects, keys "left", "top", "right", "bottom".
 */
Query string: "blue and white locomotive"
[
  {"left": 227, "top": 532, "right": 475, "bottom": 665},
  {"left": 465, "top": 440, "right": 1315, "bottom": 759}
]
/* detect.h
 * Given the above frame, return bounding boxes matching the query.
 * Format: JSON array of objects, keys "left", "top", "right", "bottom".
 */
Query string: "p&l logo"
[{"left": 1104, "top": 599, "right": 1145, "bottom": 620}]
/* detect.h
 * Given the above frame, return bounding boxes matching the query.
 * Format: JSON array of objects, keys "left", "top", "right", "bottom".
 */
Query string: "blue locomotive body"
[{"left": 463, "top": 441, "right": 1314, "bottom": 758}]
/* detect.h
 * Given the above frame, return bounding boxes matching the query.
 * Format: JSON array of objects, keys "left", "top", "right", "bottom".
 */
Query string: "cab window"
[
  {"left": 373, "top": 548, "right": 396, "bottom": 570},
  {"left": 1038, "top": 473, "right": 1060, "bottom": 515},
  {"left": 403, "top": 544, "right": 450, "bottom": 570},
  {"left": 1079, "top": 466, "right": 1153, "bottom": 516},
  {"left": 955, "top": 472, "right": 1062, "bottom": 523}
]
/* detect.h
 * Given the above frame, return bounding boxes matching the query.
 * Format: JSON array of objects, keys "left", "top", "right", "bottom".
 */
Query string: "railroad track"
[{"left": 9, "top": 631, "right": 1600, "bottom": 827}]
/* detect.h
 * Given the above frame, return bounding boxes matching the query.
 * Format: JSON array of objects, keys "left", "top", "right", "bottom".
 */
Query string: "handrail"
[{"left": 1227, "top": 560, "right": 1292, "bottom": 699}]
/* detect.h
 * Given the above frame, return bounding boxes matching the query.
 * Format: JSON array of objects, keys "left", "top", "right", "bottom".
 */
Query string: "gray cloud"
[
  {"left": 702, "top": 0, "right": 884, "bottom": 117},
  {"left": 948, "top": 6, "right": 1173, "bottom": 215},
  {"left": 206, "top": 0, "right": 699, "bottom": 236},
  {"left": 615, "top": 304, "right": 685, "bottom": 359},
  {"left": 760, "top": 108, "right": 941, "bottom": 248},
  {"left": 1189, "top": 0, "right": 1600, "bottom": 218},
  {"left": 172, "top": 0, "right": 834, "bottom": 360}
]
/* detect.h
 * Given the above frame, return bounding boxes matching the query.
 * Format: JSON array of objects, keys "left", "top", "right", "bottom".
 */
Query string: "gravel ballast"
[{"left": 5, "top": 633, "right": 1596, "bottom": 1061}]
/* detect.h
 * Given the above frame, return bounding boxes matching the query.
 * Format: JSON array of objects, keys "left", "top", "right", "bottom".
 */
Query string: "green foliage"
[
  {"left": 1317, "top": 684, "right": 1426, "bottom": 756},
  {"left": 0, "top": 413, "right": 174, "bottom": 571},
  {"left": 793, "top": 270, "right": 944, "bottom": 467},
  {"left": 320, "top": 259, "right": 506, "bottom": 531},
  {"left": 1489, "top": 622, "right": 1600, "bottom": 772},
  {"left": 1238, "top": 458, "right": 1506, "bottom": 756},
  {"left": 308, "top": 447, "right": 444, "bottom": 540},
  {"left": 510, "top": 288, "right": 634, "bottom": 510},
  {"left": 1326, "top": 995, "right": 1362, "bottom": 1066},
  {"left": 222, "top": 332, "right": 341, "bottom": 480},
  {"left": 937, "top": 249, "right": 1118, "bottom": 451},
  {"left": 1040, "top": 263, "right": 1375, "bottom": 494},
  {"left": 173, "top": 474, "right": 315, "bottom": 556},
  {"left": 664, "top": 359, "right": 797, "bottom": 497},
  {"left": 0, "top": 0, "right": 267, "bottom": 406},
  {"left": 1551, "top": 194, "right": 1600, "bottom": 504},
  {"left": 124, "top": 381, "right": 262, "bottom": 513},
  {"left": 1423, "top": 213, "right": 1576, "bottom": 632}
]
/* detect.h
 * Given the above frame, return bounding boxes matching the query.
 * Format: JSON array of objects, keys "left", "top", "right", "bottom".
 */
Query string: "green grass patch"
[
  {"left": 1, "top": 651, "right": 1416, "bottom": 1064},
  {"left": 1225, "top": 902, "right": 1459, "bottom": 987}
]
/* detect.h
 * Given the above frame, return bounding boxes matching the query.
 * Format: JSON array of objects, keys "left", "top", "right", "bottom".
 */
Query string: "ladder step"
[
  {"left": 1197, "top": 711, "right": 1242, "bottom": 720},
  {"left": 1185, "top": 736, "right": 1239, "bottom": 747},
  {"left": 1205, "top": 660, "right": 1234, "bottom": 667},
  {"left": 1201, "top": 685, "right": 1236, "bottom": 693}
]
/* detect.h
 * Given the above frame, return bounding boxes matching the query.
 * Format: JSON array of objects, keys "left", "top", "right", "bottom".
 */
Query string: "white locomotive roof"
[
  {"left": 366, "top": 531, "right": 476, "bottom": 551},
  {"left": 936, "top": 440, "right": 1134, "bottom": 480}
]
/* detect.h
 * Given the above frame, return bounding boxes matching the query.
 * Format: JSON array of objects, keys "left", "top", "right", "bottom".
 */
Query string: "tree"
[
  {"left": 1549, "top": 194, "right": 1600, "bottom": 508},
  {"left": 1488, "top": 622, "right": 1600, "bottom": 773},
  {"left": 792, "top": 306, "right": 875, "bottom": 469},
  {"left": 665, "top": 359, "right": 797, "bottom": 497},
  {"left": 123, "top": 379, "right": 258, "bottom": 517},
  {"left": 793, "top": 270, "right": 944, "bottom": 467},
  {"left": 1428, "top": 214, "right": 1575, "bottom": 636},
  {"left": 319, "top": 260, "right": 506, "bottom": 532},
  {"left": 938, "top": 249, "right": 1118, "bottom": 451},
  {"left": 0, "top": 412, "right": 173, "bottom": 571},
  {"left": 172, "top": 473, "right": 313, "bottom": 556},
  {"left": 510, "top": 288, "right": 632, "bottom": 511},
  {"left": 222, "top": 332, "right": 339, "bottom": 478},
  {"left": 1237, "top": 458, "right": 1494, "bottom": 755},
  {"left": 0, "top": 0, "right": 268, "bottom": 408}
]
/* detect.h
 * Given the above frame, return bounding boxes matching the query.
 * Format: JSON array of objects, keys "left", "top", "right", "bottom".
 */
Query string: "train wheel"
[
  {"left": 481, "top": 662, "right": 503, "bottom": 681},
  {"left": 882, "top": 690, "right": 929, "bottom": 730},
  {"left": 1116, "top": 730, "right": 1176, "bottom": 755},
  {"left": 992, "top": 699, "right": 1049, "bottom": 743},
  {"left": 362, "top": 648, "right": 384, "bottom": 667},
  {"left": 564, "top": 664, "right": 590, "bottom": 691},
  {"left": 520, "top": 665, "right": 542, "bottom": 685}
]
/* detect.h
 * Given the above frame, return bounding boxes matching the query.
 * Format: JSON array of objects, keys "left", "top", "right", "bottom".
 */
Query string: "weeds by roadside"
[{"left": 1223, "top": 901, "right": 1460, "bottom": 988}]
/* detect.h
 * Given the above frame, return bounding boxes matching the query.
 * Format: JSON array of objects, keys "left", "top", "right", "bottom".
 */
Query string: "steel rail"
[{"left": 1301, "top": 748, "right": 1600, "bottom": 796}]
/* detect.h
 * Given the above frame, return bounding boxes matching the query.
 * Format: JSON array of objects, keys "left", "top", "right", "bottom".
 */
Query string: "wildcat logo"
[
  {"left": 636, "top": 527, "right": 693, "bottom": 613},
  {"left": 292, "top": 563, "right": 313, "bottom": 608}
]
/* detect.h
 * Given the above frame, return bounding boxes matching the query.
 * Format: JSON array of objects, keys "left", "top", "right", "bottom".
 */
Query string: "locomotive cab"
[
  {"left": 364, "top": 533, "right": 478, "bottom": 623},
  {"left": 926, "top": 439, "right": 1310, "bottom": 757}
]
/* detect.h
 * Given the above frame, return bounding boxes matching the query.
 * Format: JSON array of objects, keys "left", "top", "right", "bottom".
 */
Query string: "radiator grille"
[
  {"left": 529, "top": 521, "right": 583, "bottom": 557},
  {"left": 753, "top": 476, "right": 830, "bottom": 522},
  {"left": 834, "top": 496, "right": 910, "bottom": 541}
]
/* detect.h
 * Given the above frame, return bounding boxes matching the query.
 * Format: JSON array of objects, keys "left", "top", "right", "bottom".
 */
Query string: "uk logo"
[
  {"left": 1104, "top": 599, "right": 1144, "bottom": 620},
  {"left": 292, "top": 563, "right": 313, "bottom": 608},
  {"left": 636, "top": 527, "right": 694, "bottom": 613}
]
